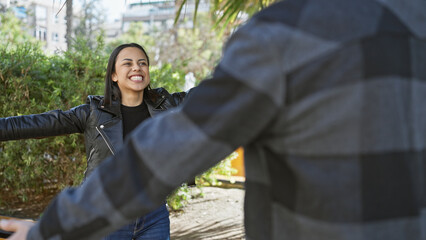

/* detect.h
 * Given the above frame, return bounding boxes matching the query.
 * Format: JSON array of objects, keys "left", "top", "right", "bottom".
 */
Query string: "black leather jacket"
[{"left": 0, "top": 88, "right": 188, "bottom": 177}]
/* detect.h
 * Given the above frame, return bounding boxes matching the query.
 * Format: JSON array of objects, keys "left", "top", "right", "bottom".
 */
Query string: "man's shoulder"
[{"left": 252, "top": 0, "right": 386, "bottom": 41}]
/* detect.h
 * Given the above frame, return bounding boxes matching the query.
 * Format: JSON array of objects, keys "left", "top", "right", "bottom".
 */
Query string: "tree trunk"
[{"left": 65, "top": 0, "right": 73, "bottom": 50}]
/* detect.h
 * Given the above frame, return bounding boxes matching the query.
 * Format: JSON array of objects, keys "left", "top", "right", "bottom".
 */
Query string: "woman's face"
[{"left": 112, "top": 47, "right": 150, "bottom": 97}]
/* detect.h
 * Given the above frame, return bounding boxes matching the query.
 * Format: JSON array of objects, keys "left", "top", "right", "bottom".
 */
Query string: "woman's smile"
[{"left": 129, "top": 75, "right": 144, "bottom": 82}]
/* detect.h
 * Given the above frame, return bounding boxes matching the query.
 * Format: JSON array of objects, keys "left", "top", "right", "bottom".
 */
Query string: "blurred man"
[{"left": 2, "top": 0, "right": 426, "bottom": 239}]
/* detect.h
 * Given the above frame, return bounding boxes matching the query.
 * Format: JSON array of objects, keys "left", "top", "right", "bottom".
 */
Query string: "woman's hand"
[{"left": 0, "top": 219, "right": 34, "bottom": 240}]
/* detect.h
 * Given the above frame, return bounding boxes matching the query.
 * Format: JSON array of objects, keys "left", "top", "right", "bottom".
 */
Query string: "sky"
[
  {"left": 73, "top": 0, "right": 126, "bottom": 23},
  {"left": 100, "top": 0, "right": 126, "bottom": 22}
]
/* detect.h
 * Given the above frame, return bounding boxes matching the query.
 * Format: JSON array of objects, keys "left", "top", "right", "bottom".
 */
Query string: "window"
[
  {"left": 34, "top": 26, "right": 47, "bottom": 41},
  {"left": 52, "top": 32, "right": 59, "bottom": 42}
]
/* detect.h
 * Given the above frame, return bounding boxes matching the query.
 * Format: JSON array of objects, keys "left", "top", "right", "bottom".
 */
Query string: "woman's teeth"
[{"left": 130, "top": 76, "right": 143, "bottom": 81}]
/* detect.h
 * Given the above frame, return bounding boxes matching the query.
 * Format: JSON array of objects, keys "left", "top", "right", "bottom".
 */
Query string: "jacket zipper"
[
  {"left": 96, "top": 126, "right": 115, "bottom": 155},
  {"left": 87, "top": 148, "right": 96, "bottom": 162}
]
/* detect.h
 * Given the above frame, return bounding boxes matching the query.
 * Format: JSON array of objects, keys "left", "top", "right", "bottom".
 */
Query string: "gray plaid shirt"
[{"left": 28, "top": 0, "right": 426, "bottom": 239}]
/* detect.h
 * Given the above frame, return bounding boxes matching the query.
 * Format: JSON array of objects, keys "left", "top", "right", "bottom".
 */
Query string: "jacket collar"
[
  {"left": 97, "top": 89, "right": 166, "bottom": 115},
  {"left": 98, "top": 98, "right": 121, "bottom": 117},
  {"left": 144, "top": 89, "right": 167, "bottom": 109}
]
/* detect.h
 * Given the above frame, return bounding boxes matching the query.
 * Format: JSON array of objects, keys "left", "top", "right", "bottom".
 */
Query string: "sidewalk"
[{"left": 170, "top": 187, "right": 245, "bottom": 240}]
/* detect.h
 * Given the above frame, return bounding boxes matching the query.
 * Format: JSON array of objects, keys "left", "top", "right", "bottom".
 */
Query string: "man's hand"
[{"left": 0, "top": 219, "right": 34, "bottom": 240}]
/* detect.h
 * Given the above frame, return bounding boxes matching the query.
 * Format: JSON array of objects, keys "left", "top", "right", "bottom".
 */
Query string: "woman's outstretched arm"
[{"left": 0, "top": 104, "right": 90, "bottom": 141}]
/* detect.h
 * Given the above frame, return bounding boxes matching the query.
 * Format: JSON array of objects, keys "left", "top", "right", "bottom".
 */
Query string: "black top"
[{"left": 121, "top": 101, "right": 151, "bottom": 138}]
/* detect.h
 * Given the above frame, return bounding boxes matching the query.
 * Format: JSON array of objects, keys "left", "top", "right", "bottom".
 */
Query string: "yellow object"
[{"left": 231, "top": 147, "right": 245, "bottom": 176}]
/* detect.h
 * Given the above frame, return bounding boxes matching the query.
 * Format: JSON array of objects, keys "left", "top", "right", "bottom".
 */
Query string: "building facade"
[
  {"left": 121, "top": 0, "right": 209, "bottom": 32},
  {"left": 1, "top": 0, "right": 67, "bottom": 53}
]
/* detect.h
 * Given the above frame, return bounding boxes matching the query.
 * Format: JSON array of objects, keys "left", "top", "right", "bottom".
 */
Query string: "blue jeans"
[{"left": 103, "top": 204, "right": 170, "bottom": 240}]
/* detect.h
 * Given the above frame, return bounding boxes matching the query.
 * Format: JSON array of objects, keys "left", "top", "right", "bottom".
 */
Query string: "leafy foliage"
[
  {"left": 176, "top": 0, "right": 280, "bottom": 30},
  {"left": 0, "top": 10, "right": 39, "bottom": 48},
  {"left": 0, "top": 27, "right": 108, "bottom": 205},
  {"left": 196, "top": 151, "right": 238, "bottom": 187},
  {"left": 167, "top": 183, "right": 193, "bottom": 211},
  {"left": 150, "top": 64, "right": 186, "bottom": 93},
  {"left": 0, "top": 43, "right": 90, "bottom": 204}
]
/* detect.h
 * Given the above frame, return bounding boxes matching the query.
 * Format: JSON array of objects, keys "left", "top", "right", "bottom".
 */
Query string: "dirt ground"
[{"left": 170, "top": 187, "right": 246, "bottom": 240}]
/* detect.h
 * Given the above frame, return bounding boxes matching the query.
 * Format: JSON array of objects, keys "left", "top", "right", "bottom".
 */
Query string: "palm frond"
[
  {"left": 174, "top": 0, "right": 188, "bottom": 25},
  {"left": 175, "top": 0, "right": 280, "bottom": 28},
  {"left": 193, "top": 0, "right": 200, "bottom": 27}
]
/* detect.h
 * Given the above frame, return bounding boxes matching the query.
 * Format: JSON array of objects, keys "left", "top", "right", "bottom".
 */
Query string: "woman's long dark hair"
[{"left": 104, "top": 43, "right": 151, "bottom": 106}]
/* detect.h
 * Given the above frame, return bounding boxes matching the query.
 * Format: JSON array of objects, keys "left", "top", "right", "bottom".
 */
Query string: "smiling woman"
[
  {"left": 0, "top": 43, "right": 193, "bottom": 240},
  {"left": 98, "top": 43, "right": 177, "bottom": 240}
]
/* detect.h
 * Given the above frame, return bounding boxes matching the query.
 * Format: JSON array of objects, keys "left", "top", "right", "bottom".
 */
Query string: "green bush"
[
  {"left": 0, "top": 40, "right": 105, "bottom": 204},
  {"left": 196, "top": 152, "right": 239, "bottom": 187}
]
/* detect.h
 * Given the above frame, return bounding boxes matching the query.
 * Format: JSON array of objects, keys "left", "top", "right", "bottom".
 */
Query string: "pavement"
[{"left": 170, "top": 186, "right": 246, "bottom": 240}]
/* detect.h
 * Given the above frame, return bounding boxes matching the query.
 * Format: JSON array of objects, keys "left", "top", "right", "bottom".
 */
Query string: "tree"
[
  {"left": 74, "top": 0, "right": 106, "bottom": 49},
  {"left": 0, "top": 10, "right": 39, "bottom": 48}
]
